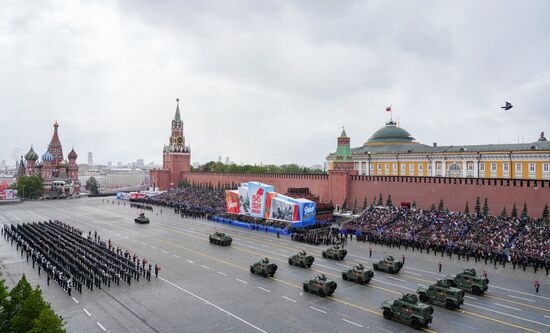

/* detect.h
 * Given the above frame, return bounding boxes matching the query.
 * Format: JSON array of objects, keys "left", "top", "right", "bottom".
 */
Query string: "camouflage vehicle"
[
  {"left": 250, "top": 258, "right": 278, "bottom": 277},
  {"left": 373, "top": 256, "right": 403, "bottom": 274},
  {"left": 134, "top": 212, "right": 150, "bottom": 224},
  {"left": 303, "top": 274, "right": 337, "bottom": 297},
  {"left": 341, "top": 264, "right": 374, "bottom": 284},
  {"left": 444, "top": 268, "right": 489, "bottom": 295},
  {"left": 382, "top": 294, "right": 434, "bottom": 330},
  {"left": 288, "top": 250, "right": 314, "bottom": 268},
  {"left": 322, "top": 245, "right": 347, "bottom": 260},
  {"left": 209, "top": 232, "right": 232, "bottom": 246},
  {"left": 417, "top": 279, "right": 465, "bottom": 309}
]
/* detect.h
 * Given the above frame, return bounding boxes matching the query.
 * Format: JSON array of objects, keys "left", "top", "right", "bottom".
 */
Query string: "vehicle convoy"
[
  {"left": 209, "top": 232, "right": 232, "bottom": 246},
  {"left": 322, "top": 245, "right": 347, "bottom": 260},
  {"left": 373, "top": 256, "right": 403, "bottom": 274},
  {"left": 341, "top": 264, "right": 374, "bottom": 284},
  {"left": 134, "top": 212, "right": 150, "bottom": 224},
  {"left": 382, "top": 294, "right": 434, "bottom": 330},
  {"left": 303, "top": 274, "right": 337, "bottom": 297},
  {"left": 250, "top": 258, "right": 278, "bottom": 277},
  {"left": 444, "top": 268, "right": 489, "bottom": 295},
  {"left": 417, "top": 279, "right": 465, "bottom": 309},
  {"left": 288, "top": 250, "right": 314, "bottom": 268}
]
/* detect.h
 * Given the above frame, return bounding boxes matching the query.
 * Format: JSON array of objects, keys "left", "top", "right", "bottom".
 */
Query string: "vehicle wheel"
[
  {"left": 322, "top": 252, "right": 327, "bottom": 258},
  {"left": 472, "top": 286, "right": 482, "bottom": 295},
  {"left": 445, "top": 299, "right": 456, "bottom": 309},
  {"left": 303, "top": 285, "right": 309, "bottom": 292},
  {"left": 209, "top": 239, "right": 213, "bottom": 243},
  {"left": 250, "top": 267, "right": 255, "bottom": 274},
  {"left": 269, "top": 272, "right": 275, "bottom": 277},
  {"left": 342, "top": 273, "right": 348, "bottom": 280},
  {"left": 373, "top": 265, "right": 378, "bottom": 271},
  {"left": 411, "top": 318, "right": 421, "bottom": 330},
  {"left": 388, "top": 267, "right": 394, "bottom": 274},
  {"left": 300, "top": 262, "right": 305, "bottom": 268},
  {"left": 357, "top": 277, "right": 363, "bottom": 284},
  {"left": 318, "top": 289, "right": 325, "bottom": 297},
  {"left": 307, "top": 263, "right": 312, "bottom": 268},
  {"left": 419, "top": 293, "right": 428, "bottom": 303},
  {"left": 288, "top": 259, "right": 293, "bottom": 265},
  {"left": 383, "top": 309, "right": 392, "bottom": 320}
]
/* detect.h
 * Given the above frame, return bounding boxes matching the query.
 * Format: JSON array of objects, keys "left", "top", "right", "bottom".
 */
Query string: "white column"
[
  {"left": 462, "top": 160, "right": 467, "bottom": 178},
  {"left": 441, "top": 160, "right": 446, "bottom": 177},
  {"left": 431, "top": 160, "right": 436, "bottom": 177},
  {"left": 365, "top": 161, "right": 370, "bottom": 176},
  {"left": 474, "top": 160, "right": 479, "bottom": 178}
]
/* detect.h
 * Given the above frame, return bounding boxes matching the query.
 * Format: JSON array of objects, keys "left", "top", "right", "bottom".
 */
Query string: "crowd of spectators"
[
  {"left": 343, "top": 206, "right": 550, "bottom": 273},
  {"left": 290, "top": 224, "right": 341, "bottom": 245},
  {"left": 215, "top": 212, "right": 291, "bottom": 230}
]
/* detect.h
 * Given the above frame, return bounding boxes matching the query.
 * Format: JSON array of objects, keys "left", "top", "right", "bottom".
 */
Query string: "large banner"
[
  {"left": 265, "top": 192, "right": 278, "bottom": 218},
  {"left": 247, "top": 182, "right": 274, "bottom": 218},
  {"left": 225, "top": 190, "right": 240, "bottom": 214},
  {"left": 238, "top": 186, "right": 250, "bottom": 215},
  {"left": 297, "top": 198, "right": 317, "bottom": 223},
  {"left": 269, "top": 197, "right": 299, "bottom": 222}
]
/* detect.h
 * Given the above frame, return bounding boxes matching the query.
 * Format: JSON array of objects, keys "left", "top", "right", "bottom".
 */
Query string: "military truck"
[
  {"left": 382, "top": 294, "right": 434, "bottom": 330},
  {"left": 444, "top": 268, "right": 489, "bottom": 295},
  {"left": 209, "top": 232, "right": 232, "bottom": 246},
  {"left": 322, "top": 245, "right": 347, "bottom": 260},
  {"left": 417, "top": 279, "right": 465, "bottom": 309},
  {"left": 134, "top": 212, "right": 150, "bottom": 224},
  {"left": 250, "top": 258, "right": 278, "bottom": 277},
  {"left": 373, "top": 256, "right": 403, "bottom": 274},
  {"left": 303, "top": 274, "right": 337, "bottom": 297},
  {"left": 341, "top": 264, "right": 374, "bottom": 284},
  {"left": 288, "top": 250, "right": 314, "bottom": 268}
]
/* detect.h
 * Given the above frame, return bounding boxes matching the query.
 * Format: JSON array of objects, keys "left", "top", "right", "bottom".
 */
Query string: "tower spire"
[{"left": 174, "top": 98, "right": 181, "bottom": 122}]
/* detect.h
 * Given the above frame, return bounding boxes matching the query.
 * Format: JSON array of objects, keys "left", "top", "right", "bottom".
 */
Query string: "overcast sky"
[{"left": 1, "top": 0, "right": 549, "bottom": 166}]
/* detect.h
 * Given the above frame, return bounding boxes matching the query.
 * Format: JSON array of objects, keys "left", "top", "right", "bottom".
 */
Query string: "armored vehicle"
[
  {"left": 288, "top": 250, "right": 314, "bottom": 268},
  {"left": 250, "top": 258, "right": 278, "bottom": 277},
  {"left": 322, "top": 245, "right": 347, "bottom": 260},
  {"left": 444, "top": 268, "right": 489, "bottom": 295},
  {"left": 341, "top": 264, "right": 374, "bottom": 284},
  {"left": 303, "top": 274, "right": 337, "bottom": 297},
  {"left": 373, "top": 256, "right": 403, "bottom": 274},
  {"left": 134, "top": 212, "right": 150, "bottom": 224},
  {"left": 417, "top": 279, "right": 465, "bottom": 309},
  {"left": 382, "top": 294, "right": 434, "bottom": 330},
  {"left": 209, "top": 232, "right": 232, "bottom": 246}
]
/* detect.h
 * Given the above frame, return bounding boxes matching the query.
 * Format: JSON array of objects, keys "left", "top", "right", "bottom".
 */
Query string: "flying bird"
[{"left": 501, "top": 102, "right": 513, "bottom": 111}]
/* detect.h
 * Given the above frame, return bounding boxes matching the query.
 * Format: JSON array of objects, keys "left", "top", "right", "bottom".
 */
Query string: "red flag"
[{"left": 386, "top": 106, "right": 392, "bottom": 112}]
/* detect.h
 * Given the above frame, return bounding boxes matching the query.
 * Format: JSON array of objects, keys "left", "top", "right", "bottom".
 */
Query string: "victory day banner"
[{"left": 225, "top": 190, "right": 240, "bottom": 214}]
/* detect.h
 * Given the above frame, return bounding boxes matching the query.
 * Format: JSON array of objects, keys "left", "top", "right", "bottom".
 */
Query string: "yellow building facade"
[{"left": 327, "top": 121, "right": 550, "bottom": 180}]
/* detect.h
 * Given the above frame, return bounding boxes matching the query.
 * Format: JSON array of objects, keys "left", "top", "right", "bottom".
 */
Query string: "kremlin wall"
[{"left": 151, "top": 101, "right": 550, "bottom": 216}]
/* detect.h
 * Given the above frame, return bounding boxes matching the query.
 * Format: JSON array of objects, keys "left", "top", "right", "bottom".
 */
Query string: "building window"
[
  {"left": 503, "top": 163, "right": 509, "bottom": 172},
  {"left": 370, "top": 164, "right": 374, "bottom": 172},
  {"left": 385, "top": 163, "right": 389, "bottom": 171},
  {"left": 419, "top": 164, "right": 423, "bottom": 171},
  {"left": 378, "top": 163, "right": 382, "bottom": 171},
  {"left": 467, "top": 162, "right": 474, "bottom": 171},
  {"left": 544, "top": 163, "right": 549, "bottom": 172},
  {"left": 491, "top": 163, "right": 497, "bottom": 172},
  {"left": 529, "top": 163, "right": 535, "bottom": 172},
  {"left": 401, "top": 164, "right": 406, "bottom": 173},
  {"left": 393, "top": 164, "right": 398, "bottom": 171},
  {"left": 362, "top": 162, "right": 367, "bottom": 169},
  {"left": 479, "top": 163, "right": 485, "bottom": 171},
  {"left": 436, "top": 162, "right": 442, "bottom": 171},
  {"left": 355, "top": 162, "right": 359, "bottom": 170},
  {"left": 516, "top": 163, "right": 522, "bottom": 172},
  {"left": 428, "top": 163, "right": 432, "bottom": 171}
]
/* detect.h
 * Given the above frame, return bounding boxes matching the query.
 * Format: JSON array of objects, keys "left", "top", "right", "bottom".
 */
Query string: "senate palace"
[{"left": 327, "top": 120, "right": 550, "bottom": 180}]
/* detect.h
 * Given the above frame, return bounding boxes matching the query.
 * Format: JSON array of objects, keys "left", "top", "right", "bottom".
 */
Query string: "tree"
[
  {"left": 363, "top": 197, "right": 368, "bottom": 210},
  {"left": 28, "top": 305, "right": 65, "bottom": 333},
  {"left": 521, "top": 202, "right": 529, "bottom": 219},
  {"left": 377, "top": 193, "right": 383, "bottom": 206},
  {"left": 386, "top": 194, "right": 393, "bottom": 207},
  {"left": 511, "top": 203, "right": 518, "bottom": 218},
  {"left": 352, "top": 199, "right": 358, "bottom": 213},
  {"left": 474, "top": 196, "right": 481, "bottom": 216},
  {"left": 1, "top": 275, "right": 32, "bottom": 332},
  {"left": 84, "top": 177, "right": 99, "bottom": 195},
  {"left": 501, "top": 207, "right": 508, "bottom": 218},
  {"left": 438, "top": 199, "right": 445, "bottom": 213},
  {"left": 412, "top": 200, "right": 417, "bottom": 209},
  {"left": 15, "top": 176, "right": 43, "bottom": 199},
  {"left": 482, "top": 198, "right": 489, "bottom": 217},
  {"left": 341, "top": 198, "right": 349, "bottom": 211},
  {"left": 542, "top": 204, "right": 549, "bottom": 224},
  {"left": 430, "top": 203, "right": 436, "bottom": 211},
  {"left": 373, "top": 196, "right": 377, "bottom": 207},
  {"left": 9, "top": 287, "right": 47, "bottom": 332},
  {"left": 464, "top": 201, "right": 470, "bottom": 215}
]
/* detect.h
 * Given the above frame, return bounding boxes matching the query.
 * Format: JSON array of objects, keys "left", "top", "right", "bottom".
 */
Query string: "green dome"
[
  {"left": 25, "top": 146, "right": 39, "bottom": 161},
  {"left": 365, "top": 120, "right": 415, "bottom": 145}
]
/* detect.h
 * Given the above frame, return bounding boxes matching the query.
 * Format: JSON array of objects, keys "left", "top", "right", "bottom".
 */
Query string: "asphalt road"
[{"left": 0, "top": 198, "right": 549, "bottom": 333}]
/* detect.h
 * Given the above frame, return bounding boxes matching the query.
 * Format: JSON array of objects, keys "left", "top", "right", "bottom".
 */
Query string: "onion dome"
[
  {"left": 58, "top": 160, "right": 69, "bottom": 167},
  {"left": 42, "top": 151, "right": 54, "bottom": 162},
  {"left": 25, "top": 146, "right": 39, "bottom": 161},
  {"left": 35, "top": 161, "right": 43, "bottom": 168},
  {"left": 68, "top": 148, "right": 78, "bottom": 160},
  {"left": 365, "top": 120, "right": 416, "bottom": 146}
]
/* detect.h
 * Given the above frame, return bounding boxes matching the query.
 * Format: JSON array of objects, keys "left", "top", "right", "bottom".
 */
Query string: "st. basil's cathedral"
[{"left": 17, "top": 121, "right": 80, "bottom": 196}]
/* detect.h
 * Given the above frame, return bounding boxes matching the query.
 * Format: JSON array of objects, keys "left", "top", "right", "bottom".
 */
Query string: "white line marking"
[
  {"left": 492, "top": 285, "right": 550, "bottom": 301},
  {"left": 386, "top": 276, "right": 405, "bottom": 282},
  {"left": 334, "top": 263, "right": 349, "bottom": 268},
  {"left": 97, "top": 322, "right": 106, "bottom": 332},
  {"left": 160, "top": 277, "right": 268, "bottom": 333},
  {"left": 281, "top": 296, "right": 296, "bottom": 303},
  {"left": 466, "top": 303, "right": 550, "bottom": 328},
  {"left": 507, "top": 294, "right": 536, "bottom": 303},
  {"left": 186, "top": 259, "right": 194, "bottom": 264},
  {"left": 464, "top": 295, "right": 478, "bottom": 300},
  {"left": 544, "top": 315, "right": 550, "bottom": 319},
  {"left": 317, "top": 258, "right": 327, "bottom": 262},
  {"left": 236, "top": 278, "right": 248, "bottom": 284},
  {"left": 309, "top": 306, "right": 327, "bottom": 314},
  {"left": 201, "top": 265, "right": 210, "bottom": 270},
  {"left": 173, "top": 254, "right": 181, "bottom": 259},
  {"left": 494, "top": 303, "right": 522, "bottom": 312},
  {"left": 277, "top": 248, "right": 288, "bottom": 253},
  {"left": 140, "top": 242, "right": 146, "bottom": 245},
  {"left": 161, "top": 250, "right": 168, "bottom": 254},
  {"left": 83, "top": 308, "right": 91, "bottom": 317},
  {"left": 404, "top": 271, "right": 423, "bottom": 276},
  {"left": 150, "top": 246, "right": 157, "bottom": 249},
  {"left": 342, "top": 318, "right": 363, "bottom": 328},
  {"left": 72, "top": 297, "right": 79, "bottom": 304},
  {"left": 217, "top": 271, "right": 228, "bottom": 276},
  {"left": 257, "top": 286, "right": 271, "bottom": 293}
]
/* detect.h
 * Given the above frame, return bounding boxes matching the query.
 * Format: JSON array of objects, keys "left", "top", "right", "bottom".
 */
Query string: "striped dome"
[
  {"left": 25, "top": 146, "right": 39, "bottom": 161},
  {"left": 42, "top": 151, "right": 54, "bottom": 162}
]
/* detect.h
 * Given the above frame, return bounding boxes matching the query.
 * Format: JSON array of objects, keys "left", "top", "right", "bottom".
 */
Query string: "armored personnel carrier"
[
  {"left": 322, "top": 245, "right": 347, "bottom": 260},
  {"left": 341, "top": 264, "right": 374, "bottom": 284},
  {"left": 382, "top": 294, "right": 434, "bottom": 330},
  {"left": 417, "top": 279, "right": 465, "bottom": 309},
  {"left": 303, "top": 274, "right": 337, "bottom": 297},
  {"left": 288, "top": 250, "right": 314, "bottom": 268},
  {"left": 373, "top": 256, "right": 403, "bottom": 274},
  {"left": 209, "top": 232, "right": 232, "bottom": 246},
  {"left": 444, "top": 268, "right": 489, "bottom": 295},
  {"left": 250, "top": 258, "right": 278, "bottom": 277},
  {"left": 134, "top": 212, "right": 150, "bottom": 224}
]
